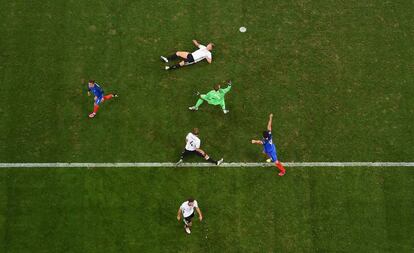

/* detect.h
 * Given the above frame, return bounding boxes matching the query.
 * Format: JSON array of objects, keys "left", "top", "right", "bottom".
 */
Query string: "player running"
[
  {"left": 189, "top": 80, "right": 232, "bottom": 114},
  {"left": 176, "top": 128, "right": 223, "bottom": 166},
  {"left": 161, "top": 40, "right": 214, "bottom": 70},
  {"left": 177, "top": 198, "right": 203, "bottom": 235},
  {"left": 87, "top": 80, "right": 118, "bottom": 118},
  {"left": 251, "top": 114, "right": 286, "bottom": 176}
]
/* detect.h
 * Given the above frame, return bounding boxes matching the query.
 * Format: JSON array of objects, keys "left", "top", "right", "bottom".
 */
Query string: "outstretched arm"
[
  {"left": 267, "top": 113, "right": 273, "bottom": 131},
  {"left": 251, "top": 140, "right": 263, "bottom": 145},
  {"left": 177, "top": 208, "right": 182, "bottom": 220},
  {"left": 192, "top": 39, "right": 200, "bottom": 47},
  {"left": 221, "top": 80, "right": 232, "bottom": 94}
]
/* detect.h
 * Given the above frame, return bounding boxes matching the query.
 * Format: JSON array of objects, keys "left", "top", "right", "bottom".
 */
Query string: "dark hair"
[
  {"left": 88, "top": 80, "right": 95, "bottom": 84},
  {"left": 263, "top": 131, "right": 270, "bottom": 139},
  {"left": 192, "top": 128, "right": 199, "bottom": 135},
  {"left": 214, "top": 84, "right": 221, "bottom": 91},
  {"left": 188, "top": 197, "right": 195, "bottom": 203}
]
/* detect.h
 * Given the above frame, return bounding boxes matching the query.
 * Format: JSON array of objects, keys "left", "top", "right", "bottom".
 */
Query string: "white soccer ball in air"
[{"left": 239, "top": 26, "right": 247, "bottom": 33}]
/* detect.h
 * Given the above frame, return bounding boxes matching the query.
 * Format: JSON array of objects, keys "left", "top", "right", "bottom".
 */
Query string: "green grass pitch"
[{"left": 0, "top": 0, "right": 413, "bottom": 252}]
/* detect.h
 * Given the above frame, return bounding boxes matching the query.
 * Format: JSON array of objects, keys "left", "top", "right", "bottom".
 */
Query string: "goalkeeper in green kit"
[{"left": 189, "top": 80, "right": 232, "bottom": 114}]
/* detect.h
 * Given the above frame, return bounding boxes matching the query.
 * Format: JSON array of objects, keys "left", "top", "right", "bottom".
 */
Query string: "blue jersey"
[
  {"left": 262, "top": 131, "right": 276, "bottom": 154},
  {"left": 88, "top": 83, "right": 104, "bottom": 98}
]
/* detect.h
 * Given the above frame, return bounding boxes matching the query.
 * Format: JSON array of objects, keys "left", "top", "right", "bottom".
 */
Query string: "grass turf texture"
[
  {"left": 0, "top": 0, "right": 413, "bottom": 163},
  {"left": 0, "top": 0, "right": 414, "bottom": 252},
  {"left": 0, "top": 167, "right": 413, "bottom": 252}
]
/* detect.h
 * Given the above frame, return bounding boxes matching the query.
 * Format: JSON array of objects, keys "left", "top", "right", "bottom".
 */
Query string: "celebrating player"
[
  {"left": 176, "top": 128, "right": 223, "bottom": 166},
  {"left": 189, "top": 80, "right": 232, "bottom": 114},
  {"left": 251, "top": 114, "right": 286, "bottom": 176},
  {"left": 87, "top": 80, "right": 117, "bottom": 118},
  {"left": 177, "top": 198, "right": 203, "bottom": 235},
  {"left": 161, "top": 40, "right": 214, "bottom": 70}
]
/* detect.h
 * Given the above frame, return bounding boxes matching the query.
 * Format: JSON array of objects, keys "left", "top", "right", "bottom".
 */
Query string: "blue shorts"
[
  {"left": 266, "top": 150, "right": 278, "bottom": 162},
  {"left": 95, "top": 96, "right": 104, "bottom": 105}
]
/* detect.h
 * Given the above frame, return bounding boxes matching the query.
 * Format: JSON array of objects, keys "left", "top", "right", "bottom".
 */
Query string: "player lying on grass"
[
  {"left": 176, "top": 128, "right": 223, "bottom": 166},
  {"left": 189, "top": 80, "right": 232, "bottom": 114},
  {"left": 177, "top": 198, "right": 203, "bottom": 235},
  {"left": 251, "top": 113, "right": 286, "bottom": 176},
  {"left": 161, "top": 40, "right": 214, "bottom": 70},
  {"left": 87, "top": 80, "right": 118, "bottom": 118}
]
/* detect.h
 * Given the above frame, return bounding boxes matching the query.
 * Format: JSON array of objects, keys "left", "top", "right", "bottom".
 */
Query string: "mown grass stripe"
[{"left": 0, "top": 162, "right": 413, "bottom": 168}]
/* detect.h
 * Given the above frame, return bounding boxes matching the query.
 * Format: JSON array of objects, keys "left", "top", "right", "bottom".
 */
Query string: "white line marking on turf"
[{"left": 0, "top": 162, "right": 413, "bottom": 168}]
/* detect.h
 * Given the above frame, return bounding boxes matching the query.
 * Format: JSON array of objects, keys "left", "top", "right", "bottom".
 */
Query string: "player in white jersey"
[
  {"left": 176, "top": 128, "right": 223, "bottom": 165},
  {"left": 161, "top": 40, "right": 214, "bottom": 70},
  {"left": 177, "top": 198, "right": 203, "bottom": 234}
]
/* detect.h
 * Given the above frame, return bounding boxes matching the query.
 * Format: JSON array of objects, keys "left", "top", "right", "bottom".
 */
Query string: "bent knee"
[{"left": 176, "top": 51, "right": 189, "bottom": 58}]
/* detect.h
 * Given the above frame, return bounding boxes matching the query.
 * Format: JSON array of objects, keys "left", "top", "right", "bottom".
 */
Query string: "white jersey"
[
  {"left": 180, "top": 200, "right": 199, "bottom": 218},
  {"left": 191, "top": 45, "right": 212, "bottom": 63},
  {"left": 185, "top": 133, "right": 201, "bottom": 151}
]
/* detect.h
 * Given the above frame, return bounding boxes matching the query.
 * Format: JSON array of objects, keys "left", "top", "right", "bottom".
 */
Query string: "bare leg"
[
  {"left": 176, "top": 51, "right": 189, "bottom": 59},
  {"left": 167, "top": 52, "right": 189, "bottom": 70},
  {"left": 165, "top": 51, "right": 189, "bottom": 62},
  {"left": 168, "top": 60, "right": 187, "bottom": 70}
]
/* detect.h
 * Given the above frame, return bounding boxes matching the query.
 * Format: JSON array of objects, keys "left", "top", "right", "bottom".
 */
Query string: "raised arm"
[
  {"left": 267, "top": 113, "right": 273, "bottom": 131},
  {"left": 192, "top": 39, "right": 200, "bottom": 47},
  {"left": 196, "top": 207, "right": 203, "bottom": 221},
  {"left": 221, "top": 80, "right": 232, "bottom": 94}
]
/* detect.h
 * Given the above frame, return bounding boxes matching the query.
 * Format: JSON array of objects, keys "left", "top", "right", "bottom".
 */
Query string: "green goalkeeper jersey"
[{"left": 200, "top": 85, "right": 231, "bottom": 105}]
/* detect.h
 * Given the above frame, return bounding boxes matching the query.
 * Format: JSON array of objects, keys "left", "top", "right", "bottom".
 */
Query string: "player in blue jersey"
[
  {"left": 87, "top": 80, "right": 117, "bottom": 118},
  {"left": 251, "top": 113, "right": 286, "bottom": 176}
]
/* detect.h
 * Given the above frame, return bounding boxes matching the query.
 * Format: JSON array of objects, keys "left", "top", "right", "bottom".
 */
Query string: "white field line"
[{"left": 0, "top": 162, "right": 413, "bottom": 168}]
